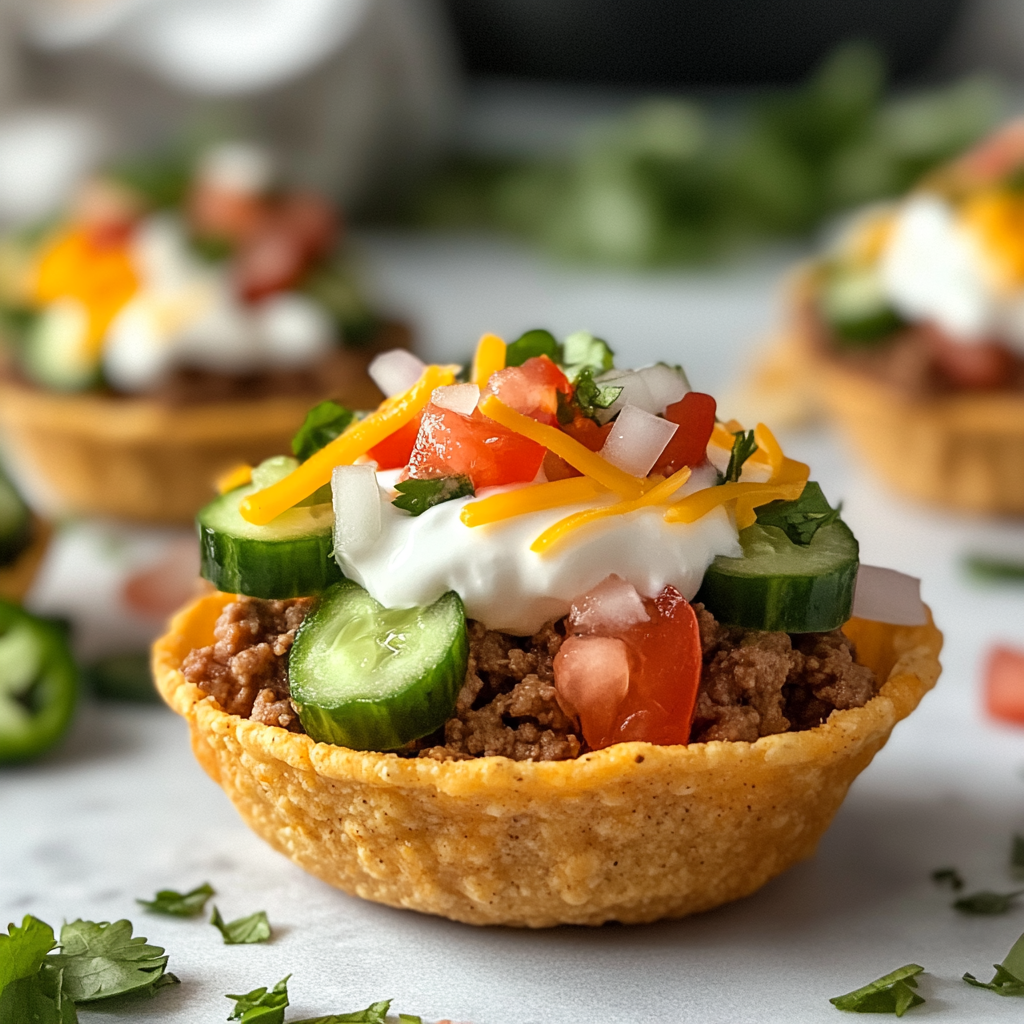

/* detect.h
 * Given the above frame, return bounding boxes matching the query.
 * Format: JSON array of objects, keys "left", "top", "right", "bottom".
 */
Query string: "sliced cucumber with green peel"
[
  {"left": 819, "top": 266, "right": 904, "bottom": 346},
  {"left": 290, "top": 580, "right": 468, "bottom": 750},
  {"left": 696, "top": 520, "right": 859, "bottom": 633},
  {"left": 197, "top": 481, "right": 341, "bottom": 599}
]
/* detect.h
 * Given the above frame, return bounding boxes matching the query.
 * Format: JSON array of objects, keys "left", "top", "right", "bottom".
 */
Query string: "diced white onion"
[
  {"left": 635, "top": 363, "right": 689, "bottom": 413},
  {"left": 600, "top": 404, "right": 678, "bottom": 478},
  {"left": 431, "top": 382, "right": 480, "bottom": 416},
  {"left": 553, "top": 635, "right": 631, "bottom": 726},
  {"left": 593, "top": 370, "right": 655, "bottom": 424},
  {"left": 852, "top": 565, "right": 927, "bottom": 626},
  {"left": 368, "top": 349, "right": 427, "bottom": 398},
  {"left": 332, "top": 464, "right": 382, "bottom": 562},
  {"left": 568, "top": 574, "right": 650, "bottom": 634},
  {"left": 256, "top": 292, "right": 334, "bottom": 366}
]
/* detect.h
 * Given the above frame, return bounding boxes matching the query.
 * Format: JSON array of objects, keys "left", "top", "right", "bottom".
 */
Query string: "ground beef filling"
[{"left": 183, "top": 596, "right": 878, "bottom": 758}]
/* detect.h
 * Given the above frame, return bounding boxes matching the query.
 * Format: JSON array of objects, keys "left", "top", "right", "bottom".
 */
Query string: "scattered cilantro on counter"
[
  {"left": 964, "top": 931, "right": 1024, "bottom": 996},
  {"left": 292, "top": 401, "right": 356, "bottom": 462},
  {"left": 47, "top": 919, "right": 177, "bottom": 1003},
  {"left": 755, "top": 482, "right": 842, "bottom": 546},
  {"left": 227, "top": 976, "right": 290, "bottom": 1024},
  {"left": 211, "top": 908, "right": 272, "bottom": 945},
  {"left": 953, "top": 890, "right": 1024, "bottom": 915},
  {"left": 931, "top": 867, "right": 965, "bottom": 891},
  {"left": 1012, "top": 835, "right": 1024, "bottom": 876},
  {"left": 137, "top": 882, "right": 215, "bottom": 917},
  {"left": 829, "top": 964, "right": 925, "bottom": 1016},
  {"left": 964, "top": 555, "right": 1024, "bottom": 584},
  {"left": 0, "top": 915, "right": 72, "bottom": 1024},
  {"left": 290, "top": 1000, "right": 393, "bottom": 1023},
  {"left": 722, "top": 430, "right": 758, "bottom": 484},
  {"left": 392, "top": 476, "right": 474, "bottom": 516}
]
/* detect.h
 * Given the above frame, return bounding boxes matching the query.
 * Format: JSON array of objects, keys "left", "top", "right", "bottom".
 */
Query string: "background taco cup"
[{"left": 0, "top": 516, "right": 51, "bottom": 602}]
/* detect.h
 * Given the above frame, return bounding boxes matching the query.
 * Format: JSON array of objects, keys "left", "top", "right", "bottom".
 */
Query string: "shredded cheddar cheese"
[
  {"left": 240, "top": 364, "right": 457, "bottom": 524},
  {"left": 710, "top": 421, "right": 771, "bottom": 465},
  {"left": 461, "top": 476, "right": 607, "bottom": 528},
  {"left": 961, "top": 189, "right": 1024, "bottom": 290},
  {"left": 471, "top": 333, "right": 506, "bottom": 388},
  {"left": 477, "top": 395, "right": 645, "bottom": 500},
  {"left": 216, "top": 463, "right": 253, "bottom": 495},
  {"left": 531, "top": 466, "right": 692, "bottom": 555}
]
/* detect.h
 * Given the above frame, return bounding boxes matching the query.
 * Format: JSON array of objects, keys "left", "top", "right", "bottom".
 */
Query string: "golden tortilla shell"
[
  {"left": 0, "top": 517, "right": 51, "bottom": 603},
  {"left": 154, "top": 592, "right": 942, "bottom": 928}
]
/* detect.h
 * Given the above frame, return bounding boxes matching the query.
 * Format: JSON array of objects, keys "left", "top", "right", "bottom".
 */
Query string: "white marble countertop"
[{"left": 4, "top": 231, "right": 1024, "bottom": 1024}]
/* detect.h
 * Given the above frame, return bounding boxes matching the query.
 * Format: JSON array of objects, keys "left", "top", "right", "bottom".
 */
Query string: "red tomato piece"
[
  {"left": 653, "top": 391, "right": 717, "bottom": 476},
  {"left": 985, "top": 645, "right": 1024, "bottom": 725},
  {"left": 406, "top": 403, "right": 545, "bottom": 490},
  {"left": 553, "top": 583, "right": 702, "bottom": 750},
  {"left": 485, "top": 356, "right": 571, "bottom": 425},
  {"left": 923, "top": 323, "right": 1016, "bottom": 390},
  {"left": 367, "top": 415, "right": 422, "bottom": 470},
  {"left": 561, "top": 413, "right": 613, "bottom": 452}
]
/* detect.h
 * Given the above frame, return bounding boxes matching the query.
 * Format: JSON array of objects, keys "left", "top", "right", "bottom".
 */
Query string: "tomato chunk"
[
  {"left": 652, "top": 391, "right": 717, "bottom": 476},
  {"left": 406, "top": 402, "right": 545, "bottom": 490},
  {"left": 985, "top": 645, "right": 1024, "bottom": 725},
  {"left": 367, "top": 415, "right": 421, "bottom": 470},
  {"left": 485, "top": 355, "right": 571, "bottom": 425},
  {"left": 553, "top": 576, "right": 702, "bottom": 749}
]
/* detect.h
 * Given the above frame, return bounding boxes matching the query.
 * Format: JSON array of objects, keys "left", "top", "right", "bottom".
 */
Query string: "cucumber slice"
[
  {"left": 197, "top": 482, "right": 341, "bottom": 599},
  {"left": 290, "top": 580, "right": 468, "bottom": 750},
  {"left": 820, "top": 266, "right": 904, "bottom": 346},
  {"left": 23, "top": 299, "right": 100, "bottom": 391},
  {"left": 696, "top": 520, "right": 859, "bottom": 633}
]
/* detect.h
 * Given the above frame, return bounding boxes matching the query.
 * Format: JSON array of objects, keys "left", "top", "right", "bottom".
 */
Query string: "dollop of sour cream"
[{"left": 337, "top": 461, "right": 741, "bottom": 635}]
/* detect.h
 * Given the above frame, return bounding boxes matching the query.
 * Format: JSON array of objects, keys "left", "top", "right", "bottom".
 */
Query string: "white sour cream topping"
[{"left": 337, "top": 460, "right": 741, "bottom": 635}]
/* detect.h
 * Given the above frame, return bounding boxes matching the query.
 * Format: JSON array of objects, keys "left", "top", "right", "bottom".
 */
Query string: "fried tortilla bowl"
[
  {"left": 0, "top": 517, "right": 52, "bottom": 603},
  {"left": 154, "top": 591, "right": 942, "bottom": 928}
]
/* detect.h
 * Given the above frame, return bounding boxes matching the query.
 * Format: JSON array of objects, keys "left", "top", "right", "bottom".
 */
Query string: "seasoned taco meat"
[{"left": 183, "top": 596, "right": 878, "bottom": 758}]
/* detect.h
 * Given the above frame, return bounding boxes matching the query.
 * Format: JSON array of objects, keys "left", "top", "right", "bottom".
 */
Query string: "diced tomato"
[
  {"left": 367, "top": 415, "right": 422, "bottom": 470},
  {"left": 188, "top": 182, "right": 265, "bottom": 242},
  {"left": 406, "top": 403, "right": 545, "bottom": 490},
  {"left": 985, "top": 645, "right": 1024, "bottom": 725},
  {"left": 484, "top": 355, "right": 571, "bottom": 425},
  {"left": 561, "top": 412, "right": 613, "bottom": 452},
  {"left": 652, "top": 391, "right": 717, "bottom": 476},
  {"left": 957, "top": 120, "right": 1024, "bottom": 185},
  {"left": 553, "top": 583, "right": 702, "bottom": 750},
  {"left": 923, "top": 324, "right": 1016, "bottom": 390},
  {"left": 542, "top": 451, "right": 581, "bottom": 480}
]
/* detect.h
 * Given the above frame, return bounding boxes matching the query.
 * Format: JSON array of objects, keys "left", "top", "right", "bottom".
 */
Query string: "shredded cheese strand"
[
  {"left": 460, "top": 476, "right": 607, "bottom": 528},
  {"left": 531, "top": 466, "right": 692, "bottom": 555},
  {"left": 216, "top": 463, "right": 253, "bottom": 495},
  {"left": 471, "top": 333, "right": 506, "bottom": 388},
  {"left": 710, "top": 422, "right": 771, "bottom": 465},
  {"left": 239, "top": 364, "right": 457, "bottom": 525},
  {"left": 477, "top": 395, "right": 645, "bottom": 500},
  {"left": 753, "top": 422, "right": 785, "bottom": 480}
]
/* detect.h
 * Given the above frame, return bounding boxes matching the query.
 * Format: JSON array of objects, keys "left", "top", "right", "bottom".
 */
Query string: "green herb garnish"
[
  {"left": 137, "top": 882, "right": 214, "bottom": 917},
  {"left": 226, "top": 976, "right": 290, "bottom": 1024},
  {"left": 964, "top": 931, "right": 1024, "bottom": 996},
  {"left": 505, "top": 329, "right": 560, "bottom": 367},
  {"left": 964, "top": 555, "right": 1024, "bottom": 583},
  {"left": 290, "top": 1000, "right": 393, "bottom": 1024},
  {"left": 722, "top": 429, "right": 758, "bottom": 484},
  {"left": 1013, "top": 835, "right": 1024, "bottom": 876},
  {"left": 47, "top": 919, "right": 176, "bottom": 1003},
  {"left": 931, "top": 867, "right": 965, "bottom": 892},
  {"left": 829, "top": 964, "right": 925, "bottom": 1016},
  {"left": 754, "top": 481, "right": 841, "bottom": 545},
  {"left": 953, "top": 890, "right": 1024, "bottom": 915},
  {"left": 562, "top": 331, "right": 615, "bottom": 379},
  {"left": 557, "top": 366, "right": 622, "bottom": 424},
  {"left": 392, "top": 476, "right": 474, "bottom": 516},
  {"left": 210, "top": 907, "right": 271, "bottom": 945},
  {"left": 292, "top": 401, "right": 356, "bottom": 462},
  {"left": 0, "top": 915, "right": 70, "bottom": 1024}
]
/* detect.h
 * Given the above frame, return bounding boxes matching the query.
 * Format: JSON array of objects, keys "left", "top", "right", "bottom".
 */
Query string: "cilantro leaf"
[
  {"left": 292, "top": 401, "right": 356, "bottom": 462},
  {"left": 0, "top": 916, "right": 57, "bottom": 995},
  {"left": 964, "top": 555, "right": 1024, "bottom": 583},
  {"left": 0, "top": 964, "right": 77, "bottom": 1024},
  {"left": 392, "top": 476, "right": 474, "bottom": 516},
  {"left": 963, "top": 931, "right": 1024, "bottom": 996},
  {"left": 398, "top": 1016, "right": 423, "bottom": 1024},
  {"left": 829, "top": 964, "right": 925, "bottom": 1016},
  {"left": 290, "top": 1000, "right": 392, "bottom": 1024},
  {"left": 1012, "top": 835, "right": 1024, "bottom": 876},
  {"left": 226, "top": 975, "right": 290, "bottom": 1024},
  {"left": 46, "top": 919, "right": 172, "bottom": 1003},
  {"left": 931, "top": 867, "right": 965, "bottom": 892},
  {"left": 557, "top": 366, "right": 622, "bottom": 424},
  {"left": 722, "top": 429, "right": 758, "bottom": 484},
  {"left": 506, "top": 329, "right": 560, "bottom": 367},
  {"left": 137, "top": 882, "right": 214, "bottom": 917},
  {"left": 954, "top": 889, "right": 1024, "bottom": 915},
  {"left": 561, "top": 331, "right": 615, "bottom": 379},
  {"left": 754, "top": 481, "right": 841, "bottom": 545},
  {"left": 210, "top": 907, "right": 271, "bottom": 945}
]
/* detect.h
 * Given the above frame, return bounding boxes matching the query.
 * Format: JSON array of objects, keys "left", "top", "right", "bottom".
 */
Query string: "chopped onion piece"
[
  {"left": 332, "top": 464, "right": 382, "bottom": 560},
  {"left": 369, "top": 349, "right": 427, "bottom": 398},
  {"left": 635, "top": 363, "right": 689, "bottom": 413},
  {"left": 568, "top": 574, "right": 650, "bottom": 634},
  {"left": 553, "top": 635, "right": 630, "bottom": 735},
  {"left": 600, "top": 404, "right": 678, "bottom": 478},
  {"left": 852, "top": 565, "right": 927, "bottom": 626},
  {"left": 593, "top": 370, "right": 655, "bottom": 424},
  {"left": 432, "top": 383, "right": 480, "bottom": 417}
]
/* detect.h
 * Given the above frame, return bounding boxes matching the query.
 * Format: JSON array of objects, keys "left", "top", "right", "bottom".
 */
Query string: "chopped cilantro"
[
  {"left": 829, "top": 964, "right": 925, "bottom": 1016},
  {"left": 953, "top": 890, "right": 1024, "bottom": 915},
  {"left": 722, "top": 429, "right": 758, "bottom": 484},
  {"left": 292, "top": 401, "right": 356, "bottom": 462},
  {"left": 964, "top": 555, "right": 1024, "bottom": 583},
  {"left": 557, "top": 366, "right": 622, "bottom": 424},
  {"left": 392, "top": 476, "right": 474, "bottom": 516},
  {"left": 210, "top": 907, "right": 272, "bottom": 945},
  {"left": 931, "top": 867, "right": 965, "bottom": 892},
  {"left": 964, "top": 931, "right": 1024, "bottom": 996},
  {"left": 226, "top": 976, "right": 290, "bottom": 1024},
  {"left": 137, "top": 882, "right": 214, "bottom": 917},
  {"left": 561, "top": 331, "right": 615, "bottom": 379},
  {"left": 47, "top": 919, "right": 175, "bottom": 1003},
  {"left": 754, "top": 481, "right": 840, "bottom": 545},
  {"left": 506, "top": 329, "right": 560, "bottom": 367},
  {"left": 290, "top": 1000, "right": 393, "bottom": 1024},
  {"left": 398, "top": 1015, "right": 423, "bottom": 1024},
  {"left": 1013, "top": 835, "right": 1024, "bottom": 876},
  {"left": 0, "top": 962, "right": 77, "bottom": 1024},
  {"left": 0, "top": 916, "right": 57, "bottom": 994}
]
